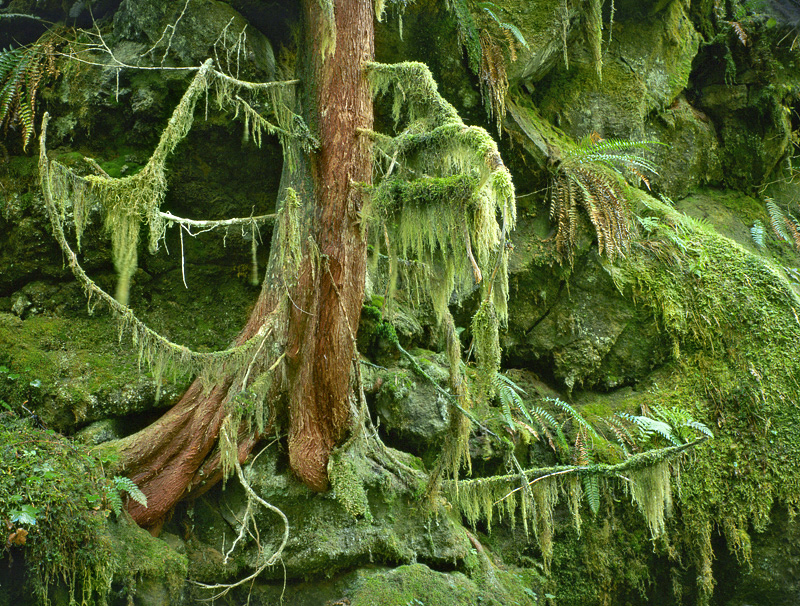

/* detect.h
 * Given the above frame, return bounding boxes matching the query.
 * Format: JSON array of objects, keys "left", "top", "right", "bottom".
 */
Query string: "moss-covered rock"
[
  {"left": 0, "top": 414, "right": 187, "bottom": 605},
  {"left": 347, "top": 562, "right": 540, "bottom": 606},
  {"left": 505, "top": 250, "right": 667, "bottom": 392},
  {"left": 647, "top": 96, "right": 724, "bottom": 198},
  {"left": 532, "top": 0, "right": 700, "bottom": 139},
  {"left": 367, "top": 351, "right": 452, "bottom": 459},
  {"left": 204, "top": 443, "right": 471, "bottom": 582}
]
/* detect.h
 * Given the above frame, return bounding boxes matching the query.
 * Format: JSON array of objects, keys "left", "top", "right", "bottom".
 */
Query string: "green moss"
[
  {"left": 0, "top": 313, "right": 146, "bottom": 428},
  {"left": 349, "top": 562, "right": 540, "bottom": 606},
  {"left": 601, "top": 192, "right": 800, "bottom": 601},
  {"left": 0, "top": 415, "right": 113, "bottom": 604},
  {"left": 0, "top": 414, "right": 187, "bottom": 605},
  {"left": 330, "top": 447, "right": 373, "bottom": 521},
  {"left": 106, "top": 514, "right": 188, "bottom": 601}
]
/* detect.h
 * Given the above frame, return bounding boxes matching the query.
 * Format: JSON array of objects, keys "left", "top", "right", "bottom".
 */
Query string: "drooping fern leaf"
[
  {"left": 751, "top": 219, "right": 765, "bottom": 249},
  {"left": 493, "top": 373, "right": 568, "bottom": 451},
  {"left": 616, "top": 405, "right": 711, "bottom": 449},
  {"left": 494, "top": 371, "right": 527, "bottom": 429},
  {"left": 105, "top": 489, "right": 123, "bottom": 516},
  {"left": 583, "top": 473, "right": 600, "bottom": 515},
  {"left": 112, "top": 475, "right": 148, "bottom": 509},
  {"left": 549, "top": 137, "right": 661, "bottom": 264},
  {"left": 547, "top": 396, "right": 600, "bottom": 440},
  {"left": 767, "top": 198, "right": 791, "bottom": 242},
  {"left": 618, "top": 412, "right": 679, "bottom": 446},
  {"left": 478, "top": 2, "right": 530, "bottom": 49},
  {"left": 0, "top": 28, "right": 64, "bottom": 151}
]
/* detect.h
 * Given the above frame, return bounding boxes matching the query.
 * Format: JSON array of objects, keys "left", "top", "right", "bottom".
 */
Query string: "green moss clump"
[
  {"left": 329, "top": 447, "right": 373, "bottom": 521},
  {"left": 349, "top": 562, "right": 540, "bottom": 606},
  {"left": 0, "top": 312, "right": 158, "bottom": 431},
  {"left": 0, "top": 414, "right": 113, "bottom": 604},
  {"left": 0, "top": 413, "right": 187, "bottom": 605}
]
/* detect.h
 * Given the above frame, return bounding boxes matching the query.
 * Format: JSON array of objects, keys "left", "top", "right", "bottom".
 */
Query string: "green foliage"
[
  {"left": 765, "top": 197, "right": 800, "bottom": 249},
  {"left": 462, "top": 375, "right": 712, "bottom": 563},
  {"left": 751, "top": 218, "right": 765, "bottom": 248},
  {"left": 0, "top": 28, "right": 64, "bottom": 151},
  {"left": 106, "top": 476, "right": 148, "bottom": 516},
  {"left": 447, "top": 0, "right": 528, "bottom": 131},
  {"left": 549, "top": 136, "right": 661, "bottom": 264},
  {"left": 39, "top": 62, "right": 308, "bottom": 411},
  {"left": 478, "top": 2, "right": 530, "bottom": 49},
  {"left": 0, "top": 413, "right": 114, "bottom": 604},
  {"left": 605, "top": 190, "right": 800, "bottom": 601},
  {"left": 367, "top": 61, "right": 515, "bottom": 331}
]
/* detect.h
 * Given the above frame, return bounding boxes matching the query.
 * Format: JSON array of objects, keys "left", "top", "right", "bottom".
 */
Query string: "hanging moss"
[
  {"left": 444, "top": 438, "right": 698, "bottom": 572},
  {"left": 44, "top": 59, "right": 307, "bottom": 307},
  {"left": 365, "top": 61, "right": 516, "bottom": 328},
  {"left": 471, "top": 299, "right": 501, "bottom": 398},
  {"left": 38, "top": 58, "right": 311, "bottom": 403}
]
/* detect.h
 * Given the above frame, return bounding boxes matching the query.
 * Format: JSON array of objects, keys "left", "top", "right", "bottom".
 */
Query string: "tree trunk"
[
  {"left": 117, "top": 0, "right": 374, "bottom": 528},
  {"left": 285, "top": 0, "right": 374, "bottom": 491},
  {"left": 116, "top": 292, "right": 279, "bottom": 530}
]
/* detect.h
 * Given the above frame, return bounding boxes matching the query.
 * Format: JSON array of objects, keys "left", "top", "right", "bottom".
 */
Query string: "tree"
[{"left": 38, "top": 0, "right": 516, "bottom": 531}]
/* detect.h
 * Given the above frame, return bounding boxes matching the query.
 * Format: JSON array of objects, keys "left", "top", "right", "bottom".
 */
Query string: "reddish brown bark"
[
  {"left": 119, "top": 0, "right": 375, "bottom": 527},
  {"left": 285, "top": 0, "right": 374, "bottom": 490},
  {"left": 118, "top": 292, "right": 276, "bottom": 529}
]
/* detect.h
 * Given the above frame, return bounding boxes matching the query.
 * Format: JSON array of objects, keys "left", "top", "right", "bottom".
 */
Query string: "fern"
[
  {"left": 583, "top": 474, "right": 600, "bottom": 515},
  {"left": 0, "top": 28, "right": 65, "bottom": 151},
  {"left": 494, "top": 371, "right": 527, "bottom": 429},
  {"left": 492, "top": 373, "right": 571, "bottom": 451},
  {"left": 617, "top": 405, "right": 712, "bottom": 448},
  {"left": 478, "top": 2, "right": 530, "bottom": 49},
  {"left": 108, "top": 476, "right": 148, "bottom": 515},
  {"left": 751, "top": 219, "right": 765, "bottom": 249},
  {"left": 547, "top": 396, "right": 600, "bottom": 440},
  {"left": 105, "top": 488, "right": 123, "bottom": 516},
  {"left": 767, "top": 198, "right": 791, "bottom": 242},
  {"left": 448, "top": 0, "right": 528, "bottom": 132},
  {"left": 549, "top": 137, "right": 661, "bottom": 264}
]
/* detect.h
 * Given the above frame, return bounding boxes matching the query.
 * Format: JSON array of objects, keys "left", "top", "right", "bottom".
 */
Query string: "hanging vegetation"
[
  {"left": 0, "top": 27, "right": 67, "bottom": 151},
  {"left": 549, "top": 136, "right": 660, "bottom": 264}
]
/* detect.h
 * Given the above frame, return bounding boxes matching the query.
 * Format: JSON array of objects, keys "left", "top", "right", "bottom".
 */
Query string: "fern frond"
[
  {"left": 113, "top": 476, "right": 148, "bottom": 508},
  {"left": 528, "top": 404, "right": 566, "bottom": 452},
  {"left": 105, "top": 488, "right": 123, "bottom": 516},
  {"left": 583, "top": 474, "right": 600, "bottom": 515},
  {"left": 574, "top": 428, "right": 593, "bottom": 465},
  {"left": 767, "top": 198, "right": 790, "bottom": 242},
  {"left": 684, "top": 419, "right": 714, "bottom": 438},
  {"left": 731, "top": 21, "right": 748, "bottom": 46},
  {"left": 603, "top": 415, "right": 639, "bottom": 451},
  {"left": 547, "top": 397, "right": 600, "bottom": 439},
  {"left": 751, "top": 220, "right": 765, "bottom": 249},
  {"left": 550, "top": 137, "right": 659, "bottom": 264},
  {"left": 786, "top": 214, "right": 800, "bottom": 250},
  {"left": 618, "top": 412, "right": 679, "bottom": 446},
  {"left": 0, "top": 28, "right": 66, "bottom": 151}
]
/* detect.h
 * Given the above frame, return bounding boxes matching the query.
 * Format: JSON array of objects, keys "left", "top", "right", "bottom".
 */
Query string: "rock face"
[{"left": 2, "top": 0, "right": 800, "bottom": 605}]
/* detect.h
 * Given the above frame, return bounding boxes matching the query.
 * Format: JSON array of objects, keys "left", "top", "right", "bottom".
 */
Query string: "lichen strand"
[
  {"left": 606, "top": 191, "right": 800, "bottom": 601},
  {"left": 471, "top": 299, "right": 501, "bottom": 398},
  {"left": 366, "top": 61, "right": 516, "bottom": 328},
  {"left": 44, "top": 59, "right": 306, "bottom": 307},
  {"left": 39, "top": 62, "right": 309, "bottom": 403}
]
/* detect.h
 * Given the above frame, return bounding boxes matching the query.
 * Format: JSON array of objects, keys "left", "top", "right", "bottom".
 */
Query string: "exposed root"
[{"left": 191, "top": 443, "right": 289, "bottom": 602}]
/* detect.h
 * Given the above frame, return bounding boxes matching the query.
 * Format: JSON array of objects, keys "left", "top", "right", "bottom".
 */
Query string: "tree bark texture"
[
  {"left": 118, "top": 291, "right": 277, "bottom": 529},
  {"left": 286, "top": 0, "right": 375, "bottom": 491},
  {"left": 119, "top": 0, "right": 374, "bottom": 528}
]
